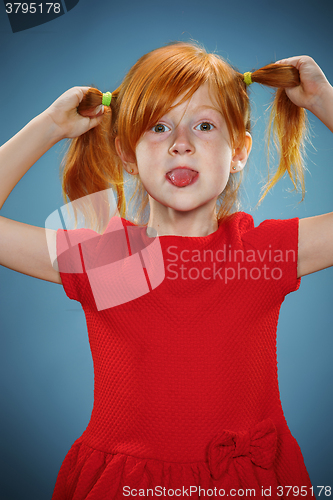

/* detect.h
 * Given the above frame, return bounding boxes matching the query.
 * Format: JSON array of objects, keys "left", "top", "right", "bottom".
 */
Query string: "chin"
[{"left": 168, "top": 201, "right": 204, "bottom": 213}]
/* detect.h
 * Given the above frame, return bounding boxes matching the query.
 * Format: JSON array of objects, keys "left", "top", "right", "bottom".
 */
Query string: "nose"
[{"left": 169, "top": 126, "right": 195, "bottom": 156}]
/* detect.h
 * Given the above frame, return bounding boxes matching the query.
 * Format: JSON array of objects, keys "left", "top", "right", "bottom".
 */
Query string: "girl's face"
[{"left": 118, "top": 83, "right": 251, "bottom": 222}]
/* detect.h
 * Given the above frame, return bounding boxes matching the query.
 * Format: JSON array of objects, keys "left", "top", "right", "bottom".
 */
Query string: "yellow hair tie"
[
  {"left": 243, "top": 72, "right": 253, "bottom": 86},
  {"left": 102, "top": 91, "right": 112, "bottom": 106}
]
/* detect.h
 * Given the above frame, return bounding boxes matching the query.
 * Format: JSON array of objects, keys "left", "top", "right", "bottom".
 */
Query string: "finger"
[
  {"left": 274, "top": 56, "right": 310, "bottom": 70},
  {"left": 87, "top": 114, "right": 104, "bottom": 130},
  {"left": 275, "top": 57, "right": 298, "bottom": 65},
  {"left": 72, "top": 86, "right": 93, "bottom": 93},
  {"left": 95, "top": 105, "right": 104, "bottom": 117},
  {"left": 76, "top": 86, "right": 96, "bottom": 104},
  {"left": 79, "top": 105, "right": 104, "bottom": 118}
]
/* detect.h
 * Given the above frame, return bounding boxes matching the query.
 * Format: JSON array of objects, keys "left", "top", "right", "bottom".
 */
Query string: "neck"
[{"left": 146, "top": 201, "right": 219, "bottom": 237}]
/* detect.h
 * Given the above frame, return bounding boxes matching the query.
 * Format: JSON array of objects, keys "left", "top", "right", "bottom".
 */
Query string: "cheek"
[
  {"left": 146, "top": 140, "right": 164, "bottom": 154},
  {"left": 136, "top": 140, "right": 158, "bottom": 162},
  {"left": 135, "top": 142, "right": 144, "bottom": 161},
  {"left": 214, "top": 147, "right": 232, "bottom": 170}
]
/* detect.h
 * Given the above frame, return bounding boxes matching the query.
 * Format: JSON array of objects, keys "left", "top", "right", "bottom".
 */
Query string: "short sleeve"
[
  {"left": 56, "top": 227, "right": 99, "bottom": 303},
  {"left": 240, "top": 216, "right": 301, "bottom": 298},
  {"left": 56, "top": 216, "right": 133, "bottom": 305}
]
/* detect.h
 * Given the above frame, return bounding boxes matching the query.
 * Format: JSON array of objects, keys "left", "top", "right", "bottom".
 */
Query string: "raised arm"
[
  {"left": 0, "top": 87, "right": 104, "bottom": 283},
  {"left": 274, "top": 56, "right": 333, "bottom": 278}
]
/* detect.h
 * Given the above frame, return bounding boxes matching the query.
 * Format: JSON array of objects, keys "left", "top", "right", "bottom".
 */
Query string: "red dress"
[{"left": 53, "top": 212, "right": 313, "bottom": 499}]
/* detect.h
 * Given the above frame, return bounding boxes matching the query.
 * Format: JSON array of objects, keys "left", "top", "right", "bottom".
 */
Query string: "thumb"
[
  {"left": 86, "top": 113, "right": 105, "bottom": 131},
  {"left": 94, "top": 105, "right": 104, "bottom": 117},
  {"left": 79, "top": 104, "right": 104, "bottom": 118}
]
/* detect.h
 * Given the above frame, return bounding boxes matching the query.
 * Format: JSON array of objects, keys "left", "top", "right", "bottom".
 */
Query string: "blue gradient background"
[{"left": 0, "top": 0, "right": 332, "bottom": 498}]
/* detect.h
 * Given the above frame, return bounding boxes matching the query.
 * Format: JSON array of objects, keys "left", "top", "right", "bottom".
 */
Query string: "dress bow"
[{"left": 207, "top": 418, "right": 277, "bottom": 483}]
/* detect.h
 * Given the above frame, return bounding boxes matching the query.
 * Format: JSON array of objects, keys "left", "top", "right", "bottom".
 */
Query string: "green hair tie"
[
  {"left": 102, "top": 91, "right": 112, "bottom": 106},
  {"left": 243, "top": 72, "right": 253, "bottom": 86}
]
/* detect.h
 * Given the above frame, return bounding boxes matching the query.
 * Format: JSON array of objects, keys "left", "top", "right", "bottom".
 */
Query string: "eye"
[
  {"left": 152, "top": 123, "right": 171, "bottom": 133},
  {"left": 195, "top": 122, "right": 214, "bottom": 131}
]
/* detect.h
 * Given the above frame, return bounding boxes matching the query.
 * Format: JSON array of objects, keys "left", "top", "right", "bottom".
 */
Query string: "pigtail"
[
  {"left": 58, "top": 43, "right": 310, "bottom": 230},
  {"left": 60, "top": 87, "right": 126, "bottom": 233},
  {"left": 248, "top": 64, "right": 308, "bottom": 203}
]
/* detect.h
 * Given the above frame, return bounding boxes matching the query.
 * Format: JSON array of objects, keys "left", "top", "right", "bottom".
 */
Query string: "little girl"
[{"left": 0, "top": 42, "right": 332, "bottom": 499}]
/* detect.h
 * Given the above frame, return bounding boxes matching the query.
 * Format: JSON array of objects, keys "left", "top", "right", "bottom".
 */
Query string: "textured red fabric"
[{"left": 53, "top": 212, "right": 313, "bottom": 499}]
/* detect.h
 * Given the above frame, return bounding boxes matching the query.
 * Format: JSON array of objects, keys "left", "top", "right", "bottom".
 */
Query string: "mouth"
[{"left": 166, "top": 167, "right": 199, "bottom": 188}]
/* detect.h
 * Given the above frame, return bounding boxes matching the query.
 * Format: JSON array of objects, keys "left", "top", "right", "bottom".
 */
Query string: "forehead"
[{"left": 168, "top": 82, "right": 221, "bottom": 115}]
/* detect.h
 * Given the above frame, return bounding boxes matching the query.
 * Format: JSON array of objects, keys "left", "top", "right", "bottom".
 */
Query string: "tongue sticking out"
[{"left": 166, "top": 169, "right": 198, "bottom": 187}]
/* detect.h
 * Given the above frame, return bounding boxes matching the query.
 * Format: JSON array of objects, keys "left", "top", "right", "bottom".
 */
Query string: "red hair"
[{"left": 61, "top": 41, "right": 307, "bottom": 230}]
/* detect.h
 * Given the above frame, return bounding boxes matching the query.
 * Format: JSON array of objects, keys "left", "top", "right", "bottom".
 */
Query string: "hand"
[
  {"left": 275, "top": 56, "right": 331, "bottom": 113},
  {"left": 43, "top": 87, "right": 104, "bottom": 140}
]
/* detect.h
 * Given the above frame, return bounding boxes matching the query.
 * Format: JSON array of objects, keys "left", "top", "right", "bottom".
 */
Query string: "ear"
[
  {"left": 230, "top": 132, "right": 252, "bottom": 173},
  {"left": 115, "top": 137, "right": 138, "bottom": 175}
]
